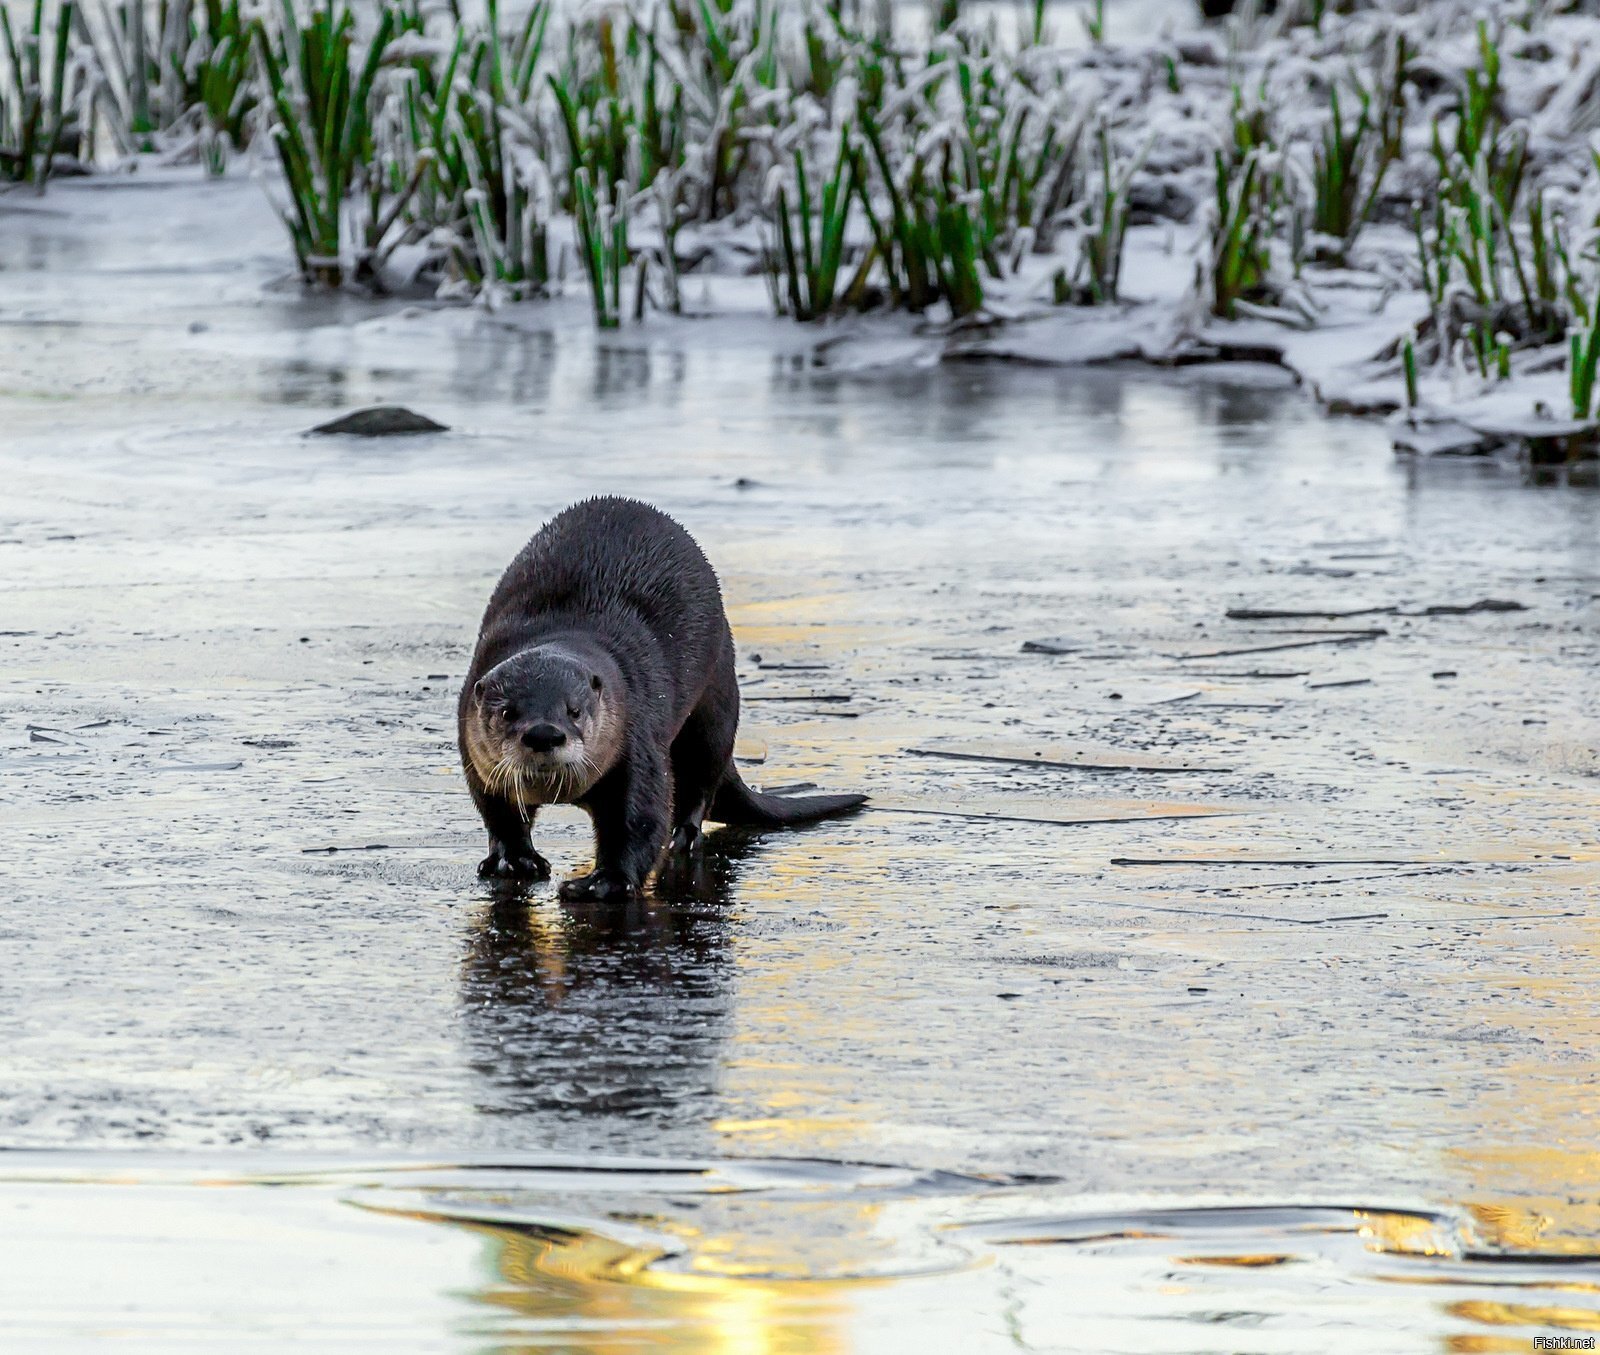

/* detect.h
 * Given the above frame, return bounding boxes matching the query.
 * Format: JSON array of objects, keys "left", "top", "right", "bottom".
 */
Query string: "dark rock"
[{"left": 309, "top": 406, "right": 449, "bottom": 437}]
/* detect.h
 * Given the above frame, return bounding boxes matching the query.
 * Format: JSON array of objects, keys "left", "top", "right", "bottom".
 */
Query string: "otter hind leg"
[{"left": 668, "top": 663, "right": 739, "bottom": 854}]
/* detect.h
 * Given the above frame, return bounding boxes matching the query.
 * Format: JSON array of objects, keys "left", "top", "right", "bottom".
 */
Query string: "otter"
[{"left": 458, "top": 497, "right": 866, "bottom": 899}]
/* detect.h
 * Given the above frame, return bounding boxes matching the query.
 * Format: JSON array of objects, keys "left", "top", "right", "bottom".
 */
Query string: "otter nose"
[{"left": 520, "top": 723, "right": 567, "bottom": 752}]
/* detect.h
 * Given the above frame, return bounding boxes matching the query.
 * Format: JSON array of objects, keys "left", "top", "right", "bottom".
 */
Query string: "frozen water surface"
[{"left": 3, "top": 175, "right": 1600, "bottom": 1351}]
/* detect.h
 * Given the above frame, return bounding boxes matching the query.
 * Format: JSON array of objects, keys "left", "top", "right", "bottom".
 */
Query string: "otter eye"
[
  {"left": 501, "top": 704, "right": 518, "bottom": 722},
  {"left": 566, "top": 704, "right": 581, "bottom": 720},
  {"left": 590, "top": 675, "right": 602, "bottom": 691}
]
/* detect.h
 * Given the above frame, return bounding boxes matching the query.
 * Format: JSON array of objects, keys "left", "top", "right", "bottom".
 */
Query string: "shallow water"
[
  {"left": 8, "top": 1154, "right": 1598, "bottom": 1354},
  {"left": 3, "top": 174, "right": 1600, "bottom": 1350}
]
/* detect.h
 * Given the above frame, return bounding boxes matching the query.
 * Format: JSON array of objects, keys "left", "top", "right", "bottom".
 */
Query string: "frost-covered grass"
[
  {"left": 1305, "top": 40, "right": 1404, "bottom": 260},
  {"left": 424, "top": 0, "right": 555, "bottom": 298},
  {"left": 0, "top": 0, "right": 74, "bottom": 184},
  {"left": 252, "top": 0, "right": 405, "bottom": 286},
  {"left": 13, "top": 0, "right": 1600, "bottom": 455},
  {"left": 764, "top": 121, "right": 861, "bottom": 320}
]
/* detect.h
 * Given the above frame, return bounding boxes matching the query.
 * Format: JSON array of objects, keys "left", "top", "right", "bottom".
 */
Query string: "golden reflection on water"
[
  {"left": 1172, "top": 1252, "right": 1294, "bottom": 1267},
  {"left": 1439, "top": 949, "right": 1600, "bottom": 1274},
  {"left": 459, "top": 1218, "right": 857, "bottom": 1355},
  {"left": 1433, "top": 914, "right": 1600, "bottom": 1343},
  {"left": 1356, "top": 1208, "right": 1454, "bottom": 1258},
  {"left": 1455, "top": 1151, "right": 1600, "bottom": 1258},
  {"left": 1450, "top": 1299, "right": 1600, "bottom": 1331}
]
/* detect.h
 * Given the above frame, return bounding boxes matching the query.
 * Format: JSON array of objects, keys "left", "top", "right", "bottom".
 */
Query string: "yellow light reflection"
[
  {"left": 463, "top": 1219, "right": 861, "bottom": 1355},
  {"left": 1174, "top": 1253, "right": 1295, "bottom": 1268},
  {"left": 1449, "top": 1299, "right": 1600, "bottom": 1331}
]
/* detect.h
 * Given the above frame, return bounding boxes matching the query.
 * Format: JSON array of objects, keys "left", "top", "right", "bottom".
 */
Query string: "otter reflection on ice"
[{"left": 458, "top": 830, "right": 763, "bottom": 1128}]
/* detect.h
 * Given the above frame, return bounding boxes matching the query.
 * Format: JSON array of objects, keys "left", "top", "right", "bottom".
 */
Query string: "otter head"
[{"left": 467, "top": 646, "right": 621, "bottom": 806}]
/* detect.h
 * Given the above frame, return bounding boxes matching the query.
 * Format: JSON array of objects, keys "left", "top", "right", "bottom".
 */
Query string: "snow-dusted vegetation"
[{"left": 6, "top": 0, "right": 1600, "bottom": 455}]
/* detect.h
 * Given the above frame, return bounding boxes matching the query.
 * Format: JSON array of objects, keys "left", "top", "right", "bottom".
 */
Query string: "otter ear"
[
  {"left": 590, "top": 674, "right": 602, "bottom": 691},
  {"left": 473, "top": 678, "right": 487, "bottom": 701}
]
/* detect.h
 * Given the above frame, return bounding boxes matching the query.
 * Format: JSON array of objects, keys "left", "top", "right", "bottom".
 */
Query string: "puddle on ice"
[{"left": 2, "top": 1154, "right": 1598, "bottom": 1352}]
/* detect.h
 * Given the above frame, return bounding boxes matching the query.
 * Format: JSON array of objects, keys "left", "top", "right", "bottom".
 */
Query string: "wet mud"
[{"left": 3, "top": 175, "right": 1600, "bottom": 1350}]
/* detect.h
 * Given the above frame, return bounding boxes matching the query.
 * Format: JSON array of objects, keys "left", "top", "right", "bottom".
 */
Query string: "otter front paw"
[
  {"left": 477, "top": 843, "right": 551, "bottom": 881},
  {"left": 558, "top": 870, "right": 639, "bottom": 901}
]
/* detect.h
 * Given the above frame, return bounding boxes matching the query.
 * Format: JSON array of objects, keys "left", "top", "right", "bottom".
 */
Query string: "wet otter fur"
[{"left": 459, "top": 497, "right": 866, "bottom": 899}]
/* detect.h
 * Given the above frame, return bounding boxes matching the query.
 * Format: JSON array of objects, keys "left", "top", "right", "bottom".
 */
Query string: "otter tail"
[{"left": 710, "top": 766, "right": 867, "bottom": 828}]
